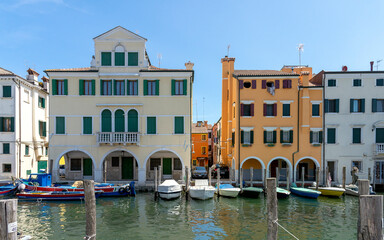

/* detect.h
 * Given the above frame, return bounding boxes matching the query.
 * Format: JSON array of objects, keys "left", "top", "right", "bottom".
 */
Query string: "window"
[
  {"left": 353, "top": 79, "right": 362, "bottom": 87},
  {"left": 39, "top": 121, "right": 47, "bottom": 137},
  {"left": 282, "top": 104, "right": 290, "bottom": 117},
  {"left": 115, "top": 52, "right": 125, "bottom": 66},
  {"left": 2, "top": 164, "right": 11, "bottom": 173},
  {"left": 0, "top": 117, "right": 14, "bottom": 132},
  {"left": 325, "top": 99, "right": 339, "bottom": 113},
  {"left": 202, "top": 147, "right": 207, "bottom": 155},
  {"left": 150, "top": 158, "right": 161, "bottom": 170},
  {"left": 56, "top": 117, "right": 65, "bottom": 134},
  {"left": 51, "top": 79, "right": 68, "bottom": 95},
  {"left": 280, "top": 130, "right": 293, "bottom": 144},
  {"left": 127, "top": 109, "right": 138, "bottom": 132},
  {"left": 38, "top": 97, "right": 45, "bottom": 108},
  {"left": 172, "top": 80, "right": 187, "bottom": 95},
  {"left": 101, "top": 52, "right": 112, "bottom": 66},
  {"left": 310, "top": 131, "right": 323, "bottom": 144},
  {"left": 282, "top": 79, "right": 292, "bottom": 88},
  {"left": 127, "top": 80, "right": 138, "bottom": 95},
  {"left": 70, "top": 158, "right": 81, "bottom": 171},
  {"left": 327, "top": 128, "right": 336, "bottom": 144},
  {"left": 208, "top": 132, "right": 212, "bottom": 138},
  {"left": 202, "top": 134, "right": 207, "bottom": 141},
  {"left": 101, "top": 110, "right": 112, "bottom": 132},
  {"left": 45, "top": 147, "right": 48, "bottom": 156},
  {"left": 352, "top": 161, "right": 362, "bottom": 172},
  {"left": 3, "top": 143, "right": 10, "bottom": 154},
  {"left": 111, "top": 157, "right": 119, "bottom": 167},
  {"left": 328, "top": 79, "right": 336, "bottom": 87},
  {"left": 79, "top": 80, "right": 95, "bottom": 95},
  {"left": 243, "top": 81, "right": 251, "bottom": 88},
  {"left": 312, "top": 104, "right": 320, "bottom": 117},
  {"left": 372, "top": 99, "right": 384, "bottom": 112},
  {"left": 376, "top": 79, "right": 384, "bottom": 86},
  {"left": 147, "top": 117, "right": 156, "bottom": 134},
  {"left": 25, "top": 145, "right": 29, "bottom": 156},
  {"left": 241, "top": 130, "right": 254, "bottom": 145},
  {"left": 174, "top": 117, "right": 184, "bottom": 134},
  {"left": 264, "top": 103, "right": 276, "bottom": 116},
  {"left": 83, "top": 117, "right": 92, "bottom": 134},
  {"left": 352, "top": 128, "right": 361, "bottom": 144},
  {"left": 241, "top": 104, "right": 253, "bottom": 116},
  {"left": 174, "top": 158, "right": 182, "bottom": 170},
  {"left": 264, "top": 131, "right": 276, "bottom": 144},
  {"left": 128, "top": 52, "right": 139, "bottom": 66},
  {"left": 208, "top": 145, "right": 212, "bottom": 151},
  {"left": 145, "top": 80, "right": 158, "bottom": 96},
  {"left": 101, "top": 80, "right": 112, "bottom": 95},
  {"left": 58, "top": 80, "right": 66, "bottom": 95},
  {"left": 350, "top": 99, "right": 365, "bottom": 113},
  {"left": 3, "top": 86, "right": 11, "bottom": 97},
  {"left": 231, "top": 132, "right": 235, "bottom": 146},
  {"left": 114, "top": 80, "right": 125, "bottom": 95}
]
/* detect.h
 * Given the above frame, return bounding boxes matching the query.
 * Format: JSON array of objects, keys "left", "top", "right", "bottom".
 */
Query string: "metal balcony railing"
[{"left": 97, "top": 132, "right": 140, "bottom": 144}]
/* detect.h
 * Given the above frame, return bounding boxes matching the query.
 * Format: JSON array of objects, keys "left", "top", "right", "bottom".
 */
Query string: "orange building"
[
  {"left": 192, "top": 121, "right": 211, "bottom": 168},
  {"left": 221, "top": 57, "right": 323, "bottom": 184}
]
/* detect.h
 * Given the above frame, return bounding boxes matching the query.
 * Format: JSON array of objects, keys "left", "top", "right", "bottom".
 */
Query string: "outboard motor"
[{"left": 129, "top": 181, "right": 136, "bottom": 196}]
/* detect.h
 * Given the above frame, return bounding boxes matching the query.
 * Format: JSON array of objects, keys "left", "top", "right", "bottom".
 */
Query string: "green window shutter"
[
  {"left": 115, "top": 52, "right": 125, "bottom": 66},
  {"left": 327, "top": 128, "right": 336, "bottom": 144},
  {"left": 283, "top": 104, "right": 290, "bottom": 116},
  {"left": 128, "top": 52, "right": 138, "bottom": 66},
  {"left": 127, "top": 81, "right": 131, "bottom": 96},
  {"left": 128, "top": 110, "right": 138, "bottom": 132},
  {"left": 83, "top": 117, "right": 92, "bottom": 134},
  {"left": 324, "top": 99, "right": 329, "bottom": 113},
  {"left": 250, "top": 131, "right": 254, "bottom": 144},
  {"left": 64, "top": 79, "right": 68, "bottom": 95},
  {"left": 25, "top": 145, "right": 29, "bottom": 155},
  {"left": 91, "top": 80, "right": 95, "bottom": 95},
  {"left": 155, "top": 80, "right": 159, "bottom": 95},
  {"left": 79, "top": 80, "right": 84, "bottom": 95},
  {"left": 3, "top": 86, "right": 11, "bottom": 97},
  {"left": 240, "top": 131, "right": 244, "bottom": 144},
  {"left": 3, "top": 143, "right": 10, "bottom": 154},
  {"left": 263, "top": 131, "right": 267, "bottom": 143},
  {"left": 289, "top": 130, "right": 293, "bottom": 143},
  {"left": 183, "top": 79, "right": 187, "bottom": 95},
  {"left": 280, "top": 130, "right": 283, "bottom": 143},
  {"left": 143, "top": 80, "right": 148, "bottom": 96},
  {"left": 52, "top": 80, "right": 57, "bottom": 95},
  {"left": 115, "top": 110, "right": 125, "bottom": 132},
  {"left": 171, "top": 80, "right": 175, "bottom": 95},
  {"left": 310, "top": 131, "right": 313, "bottom": 143},
  {"left": 361, "top": 99, "right": 365, "bottom": 113},
  {"left": 147, "top": 117, "right": 156, "bottom": 134},
  {"left": 0, "top": 117, "right": 3, "bottom": 132},
  {"left": 42, "top": 98, "right": 45, "bottom": 108},
  {"left": 100, "top": 80, "right": 104, "bottom": 95},
  {"left": 372, "top": 99, "right": 377, "bottom": 112},
  {"left": 43, "top": 122, "right": 47, "bottom": 137},
  {"left": 101, "top": 110, "right": 112, "bottom": 132},
  {"left": 350, "top": 99, "right": 353, "bottom": 112},
  {"left": 273, "top": 131, "right": 277, "bottom": 143},
  {"left": 56, "top": 117, "right": 65, "bottom": 134},
  {"left": 10, "top": 117, "right": 14, "bottom": 132},
  {"left": 335, "top": 99, "right": 339, "bottom": 113},
  {"left": 319, "top": 131, "right": 323, "bottom": 143},
  {"left": 175, "top": 117, "right": 184, "bottom": 134},
  {"left": 101, "top": 52, "right": 112, "bottom": 66},
  {"left": 353, "top": 128, "right": 361, "bottom": 144}
]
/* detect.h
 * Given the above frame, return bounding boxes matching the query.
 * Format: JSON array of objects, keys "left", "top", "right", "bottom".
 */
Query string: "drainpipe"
[
  {"left": 322, "top": 74, "right": 326, "bottom": 185},
  {"left": 233, "top": 75, "right": 241, "bottom": 184}
]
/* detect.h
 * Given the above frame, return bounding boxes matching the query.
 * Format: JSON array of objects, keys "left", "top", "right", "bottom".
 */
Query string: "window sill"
[
  {"left": 350, "top": 143, "right": 364, "bottom": 145},
  {"left": 350, "top": 112, "right": 364, "bottom": 114},
  {"left": 24, "top": 155, "right": 30, "bottom": 157},
  {"left": 241, "top": 116, "right": 252, "bottom": 118},
  {"left": 311, "top": 143, "right": 321, "bottom": 147},
  {"left": 312, "top": 116, "right": 321, "bottom": 118},
  {"left": 281, "top": 143, "right": 292, "bottom": 146},
  {"left": 242, "top": 144, "right": 252, "bottom": 147},
  {"left": 282, "top": 116, "right": 291, "bottom": 118},
  {"left": 265, "top": 116, "right": 276, "bottom": 118},
  {"left": 265, "top": 143, "right": 275, "bottom": 147},
  {"left": 0, "top": 97, "right": 13, "bottom": 99}
]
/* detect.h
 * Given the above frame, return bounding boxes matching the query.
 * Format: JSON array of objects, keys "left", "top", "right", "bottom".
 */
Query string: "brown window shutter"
[
  {"left": 288, "top": 80, "right": 292, "bottom": 88},
  {"left": 251, "top": 103, "right": 254, "bottom": 116},
  {"left": 262, "top": 80, "right": 267, "bottom": 89},
  {"left": 283, "top": 80, "right": 287, "bottom": 88},
  {"left": 252, "top": 80, "right": 256, "bottom": 89},
  {"left": 239, "top": 80, "right": 244, "bottom": 89},
  {"left": 240, "top": 104, "right": 244, "bottom": 116},
  {"left": 273, "top": 103, "right": 277, "bottom": 116},
  {"left": 275, "top": 80, "right": 280, "bottom": 89},
  {"left": 263, "top": 103, "right": 267, "bottom": 116}
]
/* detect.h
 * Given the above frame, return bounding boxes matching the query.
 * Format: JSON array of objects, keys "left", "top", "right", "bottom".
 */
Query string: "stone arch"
[
  {"left": 294, "top": 156, "right": 320, "bottom": 181},
  {"left": 267, "top": 156, "right": 293, "bottom": 179},
  {"left": 54, "top": 149, "right": 96, "bottom": 181},
  {"left": 100, "top": 149, "right": 140, "bottom": 181},
  {"left": 144, "top": 148, "right": 185, "bottom": 181}
]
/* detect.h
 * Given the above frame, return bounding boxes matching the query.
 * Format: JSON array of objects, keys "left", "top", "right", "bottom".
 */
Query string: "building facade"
[
  {"left": 319, "top": 71, "right": 384, "bottom": 186},
  {"left": 192, "top": 121, "right": 210, "bottom": 168},
  {"left": 221, "top": 57, "right": 323, "bottom": 184},
  {"left": 45, "top": 26, "right": 193, "bottom": 185},
  {"left": 0, "top": 67, "right": 49, "bottom": 180},
  {"left": 212, "top": 117, "right": 222, "bottom": 166}
]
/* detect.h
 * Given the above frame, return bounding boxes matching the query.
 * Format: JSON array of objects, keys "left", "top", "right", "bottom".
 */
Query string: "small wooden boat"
[
  {"left": 216, "top": 184, "right": 241, "bottom": 198},
  {"left": 290, "top": 183, "right": 321, "bottom": 199},
  {"left": 158, "top": 179, "right": 182, "bottom": 200},
  {"left": 0, "top": 184, "right": 17, "bottom": 196},
  {"left": 308, "top": 186, "right": 345, "bottom": 197},
  {"left": 276, "top": 187, "right": 291, "bottom": 199},
  {"left": 16, "top": 191, "right": 103, "bottom": 201},
  {"left": 241, "top": 187, "right": 263, "bottom": 198},
  {"left": 189, "top": 180, "right": 215, "bottom": 200}
]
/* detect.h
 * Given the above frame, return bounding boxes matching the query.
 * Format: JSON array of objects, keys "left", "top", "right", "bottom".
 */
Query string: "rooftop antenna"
[
  {"left": 376, "top": 59, "right": 383, "bottom": 71},
  {"left": 298, "top": 43, "right": 304, "bottom": 67},
  {"left": 203, "top": 97, "right": 205, "bottom": 121},
  {"left": 227, "top": 44, "right": 230, "bottom": 57},
  {"left": 157, "top": 53, "right": 162, "bottom": 68}
]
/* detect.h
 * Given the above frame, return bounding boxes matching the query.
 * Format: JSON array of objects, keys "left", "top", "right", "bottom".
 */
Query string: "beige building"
[{"left": 45, "top": 26, "right": 194, "bottom": 185}]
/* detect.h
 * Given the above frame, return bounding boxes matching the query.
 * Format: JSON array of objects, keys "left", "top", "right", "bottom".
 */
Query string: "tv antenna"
[
  {"left": 203, "top": 97, "right": 205, "bottom": 121},
  {"left": 157, "top": 53, "right": 162, "bottom": 68},
  {"left": 298, "top": 43, "right": 304, "bottom": 67},
  {"left": 227, "top": 45, "right": 231, "bottom": 57},
  {"left": 376, "top": 59, "right": 383, "bottom": 71}
]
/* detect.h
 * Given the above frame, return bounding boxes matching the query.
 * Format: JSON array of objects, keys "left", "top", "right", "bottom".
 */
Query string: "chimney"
[
  {"left": 42, "top": 76, "right": 49, "bottom": 92},
  {"left": 26, "top": 68, "right": 39, "bottom": 84},
  {"left": 204, "top": 121, "right": 208, "bottom": 127},
  {"left": 185, "top": 61, "right": 194, "bottom": 70},
  {"left": 370, "top": 61, "right": 374, "bottom": 71}
]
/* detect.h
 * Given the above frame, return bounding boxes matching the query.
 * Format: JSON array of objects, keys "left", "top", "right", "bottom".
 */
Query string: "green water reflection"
[{"left": 17, "top": 193, "right": 362, "bottom": 239}]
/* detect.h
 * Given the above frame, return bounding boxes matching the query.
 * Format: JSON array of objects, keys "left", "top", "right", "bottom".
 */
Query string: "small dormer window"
[{"left": 115, "top": 45, "right": 125, "bottom": 66}]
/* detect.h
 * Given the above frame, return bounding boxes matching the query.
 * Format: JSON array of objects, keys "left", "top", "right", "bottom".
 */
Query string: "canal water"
[{"left": 17, "top": 193, "right": 362, "bottom": 240}]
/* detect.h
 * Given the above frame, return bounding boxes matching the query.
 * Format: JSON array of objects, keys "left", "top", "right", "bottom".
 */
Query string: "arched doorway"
[
  {"left": 101, "top": 109, "right": 112, "bottom": 132},
  {"left": 268, "top": 158, "right": 290, "bottom": 181},
  {"left": 241, "top": 157, "right": 264, "bottom": 183},
  {"left": 295, "top": 157, "right": 319, "bottom": 181},
  {"left": 57, "top": 150, "right": 95, "bottom": 180},
  {"left": 101, "top": 150, "right": 138, "bottom": 181},
  {"left": 145, "top": 150, "right": 184, "bottom": 181}
]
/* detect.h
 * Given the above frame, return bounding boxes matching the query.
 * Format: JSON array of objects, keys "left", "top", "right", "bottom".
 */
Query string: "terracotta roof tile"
[
  {"left": 309, "top": 70, "right": 324, "bottom": 86},
  {"left": 45, "top": 67, "right": 98, "bottom": 72},
  {"left": 233, "top": 70, "right": 300, "bottom": 77},
  {"left": 0, "top": 67, "right": 15, "bottom": 76}
]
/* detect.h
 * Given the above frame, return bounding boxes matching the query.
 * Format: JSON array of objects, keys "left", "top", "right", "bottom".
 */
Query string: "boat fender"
[{"left": 118, "top": 187, "right": 127, "bottom": 194}]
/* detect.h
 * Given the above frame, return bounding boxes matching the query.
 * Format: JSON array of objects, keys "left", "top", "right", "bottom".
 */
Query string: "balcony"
[
  {"left": 97, "top": 132, "right": 140, "bottom": 145},
  {"left": 376, "top": 143, "right": 384, "bottom": 155}
]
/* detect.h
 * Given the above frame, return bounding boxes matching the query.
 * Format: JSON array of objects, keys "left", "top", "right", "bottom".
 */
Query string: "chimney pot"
[
  {"left": 185, "top": 61, "right": 194, "bottom": 70},
  {"left": 370, "top": 61, "right": 374, "bottom": 71}
]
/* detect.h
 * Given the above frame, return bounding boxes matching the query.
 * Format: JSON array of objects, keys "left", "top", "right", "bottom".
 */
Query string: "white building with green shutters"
[
  {"left": 322, "top": 71, "right": 384, "bottom": 187},
  {"left": 0, "top": 67, "right": 49, "bottom": 180},
  {"left": 45, "top": 26, "right": 194, "bottom": 186}
]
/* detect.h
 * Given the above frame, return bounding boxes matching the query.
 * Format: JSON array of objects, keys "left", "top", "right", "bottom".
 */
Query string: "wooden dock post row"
[
  {"left": 83, "top": 180, "right": 96, "bottom": 240},
  {"left": 286, "top": 169, "right": 290, "bottom": 190},
  {"left": 266, "top": 178, "right": 278, "bottom": 240},
  {"left": 301, "top": 167, "right": 305, "bottom": 187},
  {"left": 358, "top": 179, "right": 370, "bottom": 196},
  {"left": 342, "top": 166, "right": 346, "bottom": 189},
  {"left": 358, "top": 194, "right": 383, "bottom": 240},
  {"left": 158, "top": 166, "right": 162, "bottom": 187},
  {"left": 263, "top": 169, "right": 267, "bottom": 189},
  {"left": 0, "top": 199, "right": 18, "bottom": 240}
]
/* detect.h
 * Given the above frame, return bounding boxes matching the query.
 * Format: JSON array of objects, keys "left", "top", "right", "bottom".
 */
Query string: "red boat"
[{"left": 24, "top": 184, "right": 114, "bottom": 193}]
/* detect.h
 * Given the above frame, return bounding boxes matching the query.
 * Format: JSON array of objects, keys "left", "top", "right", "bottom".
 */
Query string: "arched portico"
[
  {"left": 55, "top": 149, "right": 96, "bottom": 181},
  {"left": 241, "top": 157, "right": 265, "bottom": 182},
  {"left": 100, "top": 149, "right": 140, "bottom": 181},
  {"left": 267, "top": 157, "right": 293, "bottom": 181},
  {"left": 295, "top": 157, "right": 320, "bottom": 181},
  {"left": 144, "top": 149, "right": 185, "bottom": 182}
]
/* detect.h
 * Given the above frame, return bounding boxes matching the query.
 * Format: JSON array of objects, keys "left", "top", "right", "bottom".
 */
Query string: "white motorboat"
[
  {"left": 158, "top": 179, "right": 182, "bottom": 200},
  {"left": 216, "top": 184, "right": 241, "bottom": 198},
  {"left": 345, "top": 184, "right": 376, "bottom": 197},
  {"left": 189, "top": 180, "right": 216, "bottom": 200}
]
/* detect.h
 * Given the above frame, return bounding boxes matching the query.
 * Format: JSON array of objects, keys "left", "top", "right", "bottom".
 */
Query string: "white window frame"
[
  {"left": 102, "top": 80, "right": 112, "bottom": 96},
  {"left": 312, "top": 131, "right": 320, "bottom": 144},
  {"left": 115, "top": 80, "right": 125, "bottom": 95},
  {"left": 57, "top": 80, "right": 65, "bottom": 95},
  {"left": 147, "top": 81, "right": 156, "bottom": 95},
  {"left": 128, "top": 80, "right": 138, "bottom": 95}
]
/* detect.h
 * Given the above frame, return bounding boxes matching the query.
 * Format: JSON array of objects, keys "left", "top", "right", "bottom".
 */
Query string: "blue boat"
[
  {"left": 17, "top": 190, "right": 103, "bottom": 201},
  {"left": 0, "top": 184, "right": 18, "bottom": 196},
  {"left": 290, "top": 183, "right": 321, "bottom": 199},
  {"left": 100, "top": 182, "right": 136, "bottom": 197}
]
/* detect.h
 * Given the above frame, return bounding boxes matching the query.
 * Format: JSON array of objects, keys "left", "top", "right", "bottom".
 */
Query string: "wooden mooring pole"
[
  {"left": 158, "top": 166, "right": 162, "bottom": 187},
  {"left": 325, "top": 166, "right": 329, "bottom": 186},
  {"left": 0, "top": 199, "right": 17, "bottom": 240},
  {"left": 267, "top": 178, "right": 278, "bottom": 240},
  {"left": 275, "top": 167, "right": 279, "bottom": 188},
  {"left": 154, "top": 167, "right": 158, "bottom": 200},
  {"left": 286, "top": 168, "right": 290, "bottom": 190},
  {"left": 240, "top": 168, "right": 243, "bottom": 192},
  {"left": 358, "top": 179, "right": 370, "bottom": 196},
  {"left": 358, "top": 195, "right": 383, "bottom": 240},
  {"left": 250, "top": 167, "right": 253, "bottom": 187},
  {"left": 104, "top": 160, "right": 107, "bottom": 184},
  {"left": 301, "top": 167, "right": 305, "bottom": 187},
  {"left": 185, "top": 167, "right": 189, "bottom": 200},
  {"left": 217, "top": 167, "right": 221, "bottom": 197},
  {"left": 83, "top": 180, "right": 96, "bottom": 240},
  {"left": 229, "top": 167, "right": 232, "bottom": 184},
  {"left": 342, "top": 166, "right": 346, "bottom": 189},
  {"left": 368, "top": 168, "right": 371, "bottom": 182},
  {"left": 208, "top": 167, "right": 212, "bottom": 186},
  {"left": 315, "top": 167, "right": 319, "bottom": 190},
  {"left": 263, "top": 168, "right": 267, "bottom": 189}
]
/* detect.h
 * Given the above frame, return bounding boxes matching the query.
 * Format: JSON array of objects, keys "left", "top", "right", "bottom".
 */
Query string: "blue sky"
[{"left": 1, "top": 0, "right": 384, "bottom": 124}]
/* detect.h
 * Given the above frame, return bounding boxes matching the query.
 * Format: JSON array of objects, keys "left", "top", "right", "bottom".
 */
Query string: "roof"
[
  {"left": 192, "top": 122, "right": 210, "bottom": 134},
  {"left": 323, "top": 71, "right": 384, "bottom": 74},
  {"left": 0, "top": 67, "right": 15, "bottom": 76},
  {"left": 27, "top": 68, "right": 39, "bottom": 76},
  {"left": 309, "top": 70, "right": 324, "bottom": 86},
  {"left": 233, "top": 70, "right": 300, "bottom": 77},
  {"left": 93, "top": 26, "right": 147, "bottom": 41},
  {"left": 45, "top": 67, "right": 98, "bottom": 72}
]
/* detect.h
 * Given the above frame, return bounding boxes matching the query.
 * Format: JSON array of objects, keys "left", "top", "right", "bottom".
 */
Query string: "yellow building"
[
  {"left": 45, "top": 26, "right": 194, "bottom": 185},
  {"left": 221, "top": 57, "right": 322, "bottom": 184}
]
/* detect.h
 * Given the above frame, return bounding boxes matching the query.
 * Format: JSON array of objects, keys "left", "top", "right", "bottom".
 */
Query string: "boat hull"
[
  {"left": 276, "top": 188, "right": 291, "bottom": 199},
  {"left": 17, "top": 191, "right": 102, "bottom": 201},
  {"left": 308, "top": 187, "right": 345, "bottom": 197},
  {"left": 241, "top": 187, "right": 263, "bottom": 198},
  {"left": 25, "top": 184, "right": 114, "bottom": 193},
  {"left": 0, "top": 187, "right": 17, "bottom": 196},
  {"left": 158, "top": 180, "right": 182, "bottom": 200},
  {"left": 218, "top": 188, "right": 240, "bottom": 198},
  {"left": 189, "top": 187, "right": 215, "bottom": 200},
  {"left": 290, "top": 187, "right": 321, "bottom": 199},
  {"left": 158, "top": 191, "right": 181, "bottom": 200}
]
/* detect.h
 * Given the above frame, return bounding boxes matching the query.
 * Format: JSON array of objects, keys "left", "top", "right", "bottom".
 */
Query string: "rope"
[
  {"left": 273, "top": 219, "right": 299, "bottom": 240},
  {"left": 84, "top": 233, "right": 96, "bottom": 240}
]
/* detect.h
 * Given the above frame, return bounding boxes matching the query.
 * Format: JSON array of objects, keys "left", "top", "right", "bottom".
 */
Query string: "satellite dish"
[{"left": 342, "top": 66, "right": 348, "bottom": 72}]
